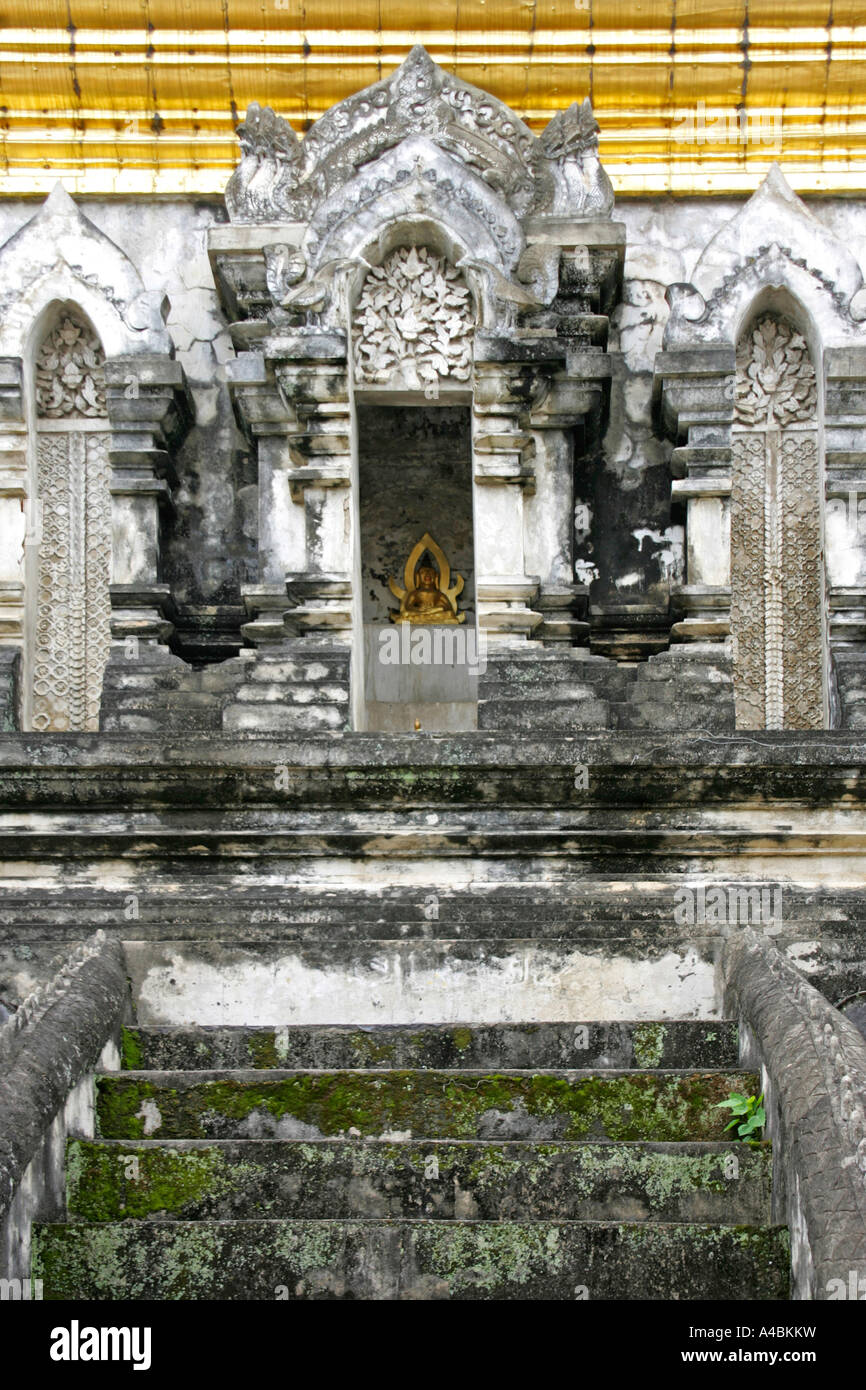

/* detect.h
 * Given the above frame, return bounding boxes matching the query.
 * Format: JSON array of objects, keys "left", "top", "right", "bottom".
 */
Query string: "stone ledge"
[{"left": 722, "top": 929, "right": 866, "bottom": 1299}]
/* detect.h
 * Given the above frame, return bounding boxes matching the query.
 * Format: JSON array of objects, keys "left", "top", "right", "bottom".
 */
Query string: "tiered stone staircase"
[
  {"left": 477, "top": 648, "right": 732, "bottom": 732},
  {"left": 32, "top": 1019, "right": 790, "bottom": 1299}
]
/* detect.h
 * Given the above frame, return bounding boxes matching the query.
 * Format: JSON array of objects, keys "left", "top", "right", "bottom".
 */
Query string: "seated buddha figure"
[
  {"left": 388, "top": 533, "right": 466, "bottom": 625},
  {"left": 405, "top": 562, "right": 458, "bottom": 622}
]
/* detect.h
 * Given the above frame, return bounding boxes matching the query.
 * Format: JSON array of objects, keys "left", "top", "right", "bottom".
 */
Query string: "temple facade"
[
  {"left": 1, "top": 48, "right": 865, "bottom": 737},
  {"left": 2, "top": 49, "right": 866, "bottom": 1305}
]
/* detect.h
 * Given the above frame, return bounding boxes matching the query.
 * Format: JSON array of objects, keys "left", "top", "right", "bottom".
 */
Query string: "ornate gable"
[{"left": 225, "top": 46, "right": 613, "bottom": 234}]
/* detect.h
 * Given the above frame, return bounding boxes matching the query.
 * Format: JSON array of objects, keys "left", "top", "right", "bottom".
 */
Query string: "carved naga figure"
[
  {"left": 225, "top": 103, "right": 304, "bottom": 223},
  {"left": 537, "top": 98, "right": 615, "bottom": 218}
]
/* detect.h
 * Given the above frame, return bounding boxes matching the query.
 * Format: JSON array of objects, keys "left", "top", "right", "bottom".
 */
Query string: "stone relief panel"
[
  {"left": 32, "top": 312, "right": 112, "bottom": 733},
  {"left": 352, "top": 247, "right": 474, "bottom": 396},
  {"left": 734, "top": 316, "right": 818, "bottom": 428},
  {"left": 34, "top": 314, "right": 107, "bottom": 418},
  {"left": 731, "top": 313, "right": 824, "bottom": 730}
]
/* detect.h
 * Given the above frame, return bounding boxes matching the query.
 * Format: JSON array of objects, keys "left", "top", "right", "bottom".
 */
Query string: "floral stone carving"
[
  {"left": 731, "top": 313, "right": 824, "bottom": 730},
  {"left": 35, "top": 314, "right": 107, "bottom": 419},
  {"left": 352, "top": 246, "right": 473, "bottom": 396},
  {"left": 734, "top": 316, "right": 817, "bottom": 428}
]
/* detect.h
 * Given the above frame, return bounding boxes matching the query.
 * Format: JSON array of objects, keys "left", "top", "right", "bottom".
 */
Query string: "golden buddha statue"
[{"left": 389, "top": 532, "right": 465, "bottom": 625}]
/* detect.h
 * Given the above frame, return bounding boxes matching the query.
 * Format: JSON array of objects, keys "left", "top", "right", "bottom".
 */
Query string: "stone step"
[
  {"left": 67, "top": 1138, "right": 772, "bottom": 1225},
  {"left": 32, "top": 1217, "right": 791, "bottom": 1300},
  {"left": 246, "top": 659, "right": 350, "bottom": 684},
  {"left": 478, "top": 698, "right": 611, "bottom": 730},
  {"left": 232, "top": 682, "right": 350, "bottom": 705},
  {"left": 96, "top": 1069, "right": 758, "bottom": 1142},
  {"left": 482, "top": 656, "right": 628, "bottom": 683},
  {"left": 223, "top": 704, "right": 347, "bottom": 732},
  {"left": 122, "top": 1021, "right": 739, "bottom": 1072},
  {"left": 477, "top": 681, "right": 621, "bottom": 702},
  {"left": 610, "top": 702, "right": 726, "bottom": 732}
]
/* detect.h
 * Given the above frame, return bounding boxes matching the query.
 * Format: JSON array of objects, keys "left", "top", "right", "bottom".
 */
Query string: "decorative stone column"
[
  {"left": 104, "top": 355, "right": 193, "bottom": 646},
  {"left": 227, "top": 329, "right": 354, "bottom": 645},
  {"left": 0, "top": 359, "right": 27, "bottom": 649},
  {"left": 654, "top": 341, "right": 734, "bottom": 644},
  {"left": 0, "top": 359, "right": 27, "bottom": 724},
  {"left": 0, "top": 184, "right": 193, "bottom": 730}
]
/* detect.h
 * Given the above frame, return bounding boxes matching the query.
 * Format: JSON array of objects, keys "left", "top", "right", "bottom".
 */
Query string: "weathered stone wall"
[
  {"left": 0, "top": 192, "right": 861, "bottom": 643},
  {"left": 0, "top": 198, "right": 251, "bottom": 661}
]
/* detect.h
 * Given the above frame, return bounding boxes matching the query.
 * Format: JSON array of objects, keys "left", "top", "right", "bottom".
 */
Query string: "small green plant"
[{"left": 716, "top": 1090, "right": 766, "bottom": 1139}]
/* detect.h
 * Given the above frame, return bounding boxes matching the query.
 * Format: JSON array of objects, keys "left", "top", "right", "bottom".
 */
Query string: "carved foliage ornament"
[
  {"left": 734, "top": 316, "right": 817, "bottom": 428},
  {"left": 35, "top": 313, "right": 107, "bottom": 419},
  {"left": 352, "top": 246, "right": 473, "bottom": 395}
]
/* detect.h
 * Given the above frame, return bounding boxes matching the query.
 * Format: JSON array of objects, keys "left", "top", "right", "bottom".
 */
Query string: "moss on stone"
[
  {"left": 96, "top": 1069, "right": 758, "bottom": 1143},
  {"left": 633, "top": 1023, "right": 667, "bottom": 1068},
  {"left": 247, "top": 1032, "right": 280, "bottom": 1069},
  {"left": 119, "top": 1027, "right": 143, "bottom": 1072}
]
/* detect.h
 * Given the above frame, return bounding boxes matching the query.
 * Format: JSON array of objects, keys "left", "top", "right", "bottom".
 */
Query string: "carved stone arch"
[
  {"left": 667, "top": 246, "right": 863, "bottom": 358},
  {"left": 683, "top": 166, "right": 865, "bottom": 343},
  {"left": 655, "top": 166, "right": 866, "bottom": 727},
  {"left": 0, "top": 184, "right": 191, "bottom": 731},
  {"left": 305, "top": 136, "right": 523, "bottom": 268},
  {"left": 0, "top": 184, "right": 172, "bottom": 361},
  {"left": 214, "top": 47, "right": 624, "bottom": 731},
  {"left": 330, "top": 208, "right": 493, "bottom": 340}
]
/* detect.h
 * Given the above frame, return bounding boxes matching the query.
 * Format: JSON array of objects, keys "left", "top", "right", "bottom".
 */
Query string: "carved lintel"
[{"left": 352, "top": 247, "right": 474, "bottom": 398}]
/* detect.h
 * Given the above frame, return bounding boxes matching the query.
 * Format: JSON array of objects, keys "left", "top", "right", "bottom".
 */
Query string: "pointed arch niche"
[
  {"left": 0, "top": 185, "right": 191, "bottom": 731},
  {"left": 28, "top": 306, "right": 112, "bottom": 731},
  {"left": 730, "top": 302, "right": 827, "bottom": 729},
  {"left": 656, "top": 167, "right": 866, "bottom": 729}
]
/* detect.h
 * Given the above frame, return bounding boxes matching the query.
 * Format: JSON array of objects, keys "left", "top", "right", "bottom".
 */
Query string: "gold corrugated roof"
[{"left": 1, "top": 0, "right": 864, "bottom": 196}]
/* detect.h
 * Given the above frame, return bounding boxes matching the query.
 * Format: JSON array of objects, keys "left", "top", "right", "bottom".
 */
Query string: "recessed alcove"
[{"left": 357, "top": 402, "right": 478, "bottom": 732}]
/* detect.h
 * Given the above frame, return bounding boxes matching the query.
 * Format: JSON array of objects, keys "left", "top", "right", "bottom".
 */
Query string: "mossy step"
[
  {"left": 32, "top": 1218, "right": 791, "bottom": 1301},
  {"left": 96, "top": 1069, "right": 759, "bottom": 1143},
  {"left": 121, "top": 1021, "right": 739, "bottom": 1073},
  {"left": 67, "top": 1138, "right": 773, "bottom": 1225}
]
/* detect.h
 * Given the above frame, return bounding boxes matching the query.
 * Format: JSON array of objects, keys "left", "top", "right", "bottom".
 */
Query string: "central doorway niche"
[{"left": 358, "top": 403, "right": 477, "bottom": 731}]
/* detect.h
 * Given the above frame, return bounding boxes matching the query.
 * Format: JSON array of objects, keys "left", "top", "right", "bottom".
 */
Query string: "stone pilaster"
[
  {"left": 654, "top": 345, "right": 735, "bottom": 643},
  {"left": 103, "top": 355, "right": 193, "bottom": 645},
  {"left": 0, "top": 359, "right": 27, "bottom": 657}
]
